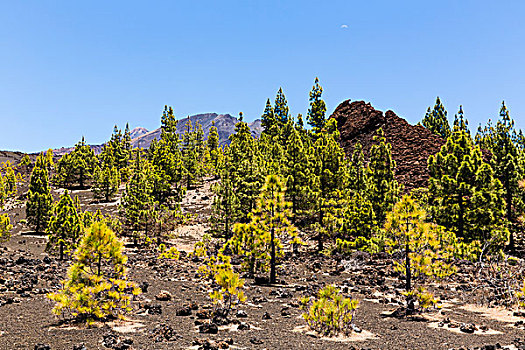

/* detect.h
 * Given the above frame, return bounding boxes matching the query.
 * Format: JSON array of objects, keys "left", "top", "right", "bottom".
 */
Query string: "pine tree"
[
  {"left": 0, "top": 214, "right": 12, "bottom": 243},
  {"left": 149, "top": 106, "right": 185, "bottom": 206},
  {"left": 26, "top": 153, "right": 53, "bottom": 233},
  {"left": 453, "top": 105, "right": 470, "bottom": 136},
  {"left": 181, "top": 118, "right": 200, "bottom": 188},
  {"left": 92, "top": 165, "right": 120, "bottom": 202},
  {"left": 347, "top": 142, "right": 368, "bottom": 195},
  {"left": 2, "top": 161, "right": 19, "bottom": 197},
  {"left": 367, "top": 128, "right": 399, "bottom": 225},
  {"left": 274, "top": 88, "right": 290, "bottom": 127},
  {"left": 429, "top": 129, "right": 508, "bottom": 247},
  {"left": 284, "top": 126, "right": 312, "bottom": 218},
  {"left": 261, "top": 98, "right": 278, "bottom": 136},
  {"left": 311, "top": 119, "right": 346, "bottom": 251},
  {"left": 385, "top": 195, "right": 456, "bottom": 312},
  {"left": 47, "top": 222, "right": 141, "bottom": 323},
  {"left": 476, "top": 101, "right": 523, "bottom": 249},
  {"left": 56, "top": 138, "right": 98, "bottom": 188},
  {"left": 47, "top": 190, "right": 83, "bottom": 260},
  {"left": 207, "top": 121, "right": 220, "bottom": 174},
  {"left": 210, "top": 147, "right": 241, "bottom": 239},
  {"left": 306, "top": 77, "right": 327, "bottom": 135},
  {"left": 228, "top": 121, "right": 264, "bottom": 220},
  {"left": 230, "top": 175, "right": 301, "bottom": 284},
  {"left": 422, "top": 97, "right": 451, "bottom": 139},
  {"left": 120, "top": 153, "right": 154, "bottom": 243}
]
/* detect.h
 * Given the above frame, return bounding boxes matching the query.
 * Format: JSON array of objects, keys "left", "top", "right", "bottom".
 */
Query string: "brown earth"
[
  {"left": 2, "top": 179, "right": 525, "bottom": 349},
  {"left": 331, "top": 100, "right": 445, "bottom": 191}
]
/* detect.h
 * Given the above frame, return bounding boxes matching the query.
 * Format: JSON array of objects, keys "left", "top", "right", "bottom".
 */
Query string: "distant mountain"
[
  {"left": 129, "top": 127, "right": 149, "bottom": 140},
  {"left": 132, "top": 113, "right": 262, "bottom": 149},
  {"left": 46, "top": 114, "right": 262, "bottom": 157}
]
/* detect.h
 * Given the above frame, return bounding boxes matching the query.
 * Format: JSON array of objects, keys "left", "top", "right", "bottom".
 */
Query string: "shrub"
[
  {"left": 300, "top": 285, "right": 359, "bottom": 337},
  {"left": 209, "top": 268, "right": 246, "bottom": 321},
  {"left": 158, "top": 244, "right": 180, "bottom": 260},
  {"left": 47, "top": 222, "right": 141, "bottom": 324}
]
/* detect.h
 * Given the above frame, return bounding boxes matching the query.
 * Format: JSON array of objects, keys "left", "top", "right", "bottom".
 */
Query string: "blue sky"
[{"left": 1, "top": 1, "right": 524, "bottom": 152}]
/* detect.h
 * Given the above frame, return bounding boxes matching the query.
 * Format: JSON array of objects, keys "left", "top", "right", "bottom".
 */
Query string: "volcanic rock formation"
[{"left": 331, "top": 100, "right": 445, "bottom": 190}]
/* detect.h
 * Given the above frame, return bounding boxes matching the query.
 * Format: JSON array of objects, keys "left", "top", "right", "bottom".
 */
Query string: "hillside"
[
  {"left": 331, "top": 100, "right": 445, "bottom": 191},
  {"left": 131, "top": 113, "right": 262, "bottom": 148}
]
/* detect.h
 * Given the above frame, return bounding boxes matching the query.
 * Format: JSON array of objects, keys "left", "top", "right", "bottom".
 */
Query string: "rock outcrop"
[{"left": 331, "top": 100, "right": 445, "bottom": 190}]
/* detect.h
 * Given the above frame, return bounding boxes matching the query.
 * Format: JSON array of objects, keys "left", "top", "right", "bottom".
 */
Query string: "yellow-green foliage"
[
  {"left": 335, "top": 234, "right": 386, "bottom": 255},
  {"left": 209, "top": 268, "right": 246, "bottom": 318},
  {"left": 402, "top": 287, "right": 439, "bottom": 309},
  {"left": 47, "top": 222, "right": 141, "bottom": 323},
  {"left": 158, "top": 243, "right": 180, "bottom": 260},
  {"left": 228, "top": 175, "right": 303, "bottom": 282},
  {"left": 384, "top": 195, "right": 457, "bottom": 309},
  {"left": 301, "top": 285, "right": 359, "bottom": 336},
  {"left": 0, "top": 214, "right": 12, "bottom": 243}
]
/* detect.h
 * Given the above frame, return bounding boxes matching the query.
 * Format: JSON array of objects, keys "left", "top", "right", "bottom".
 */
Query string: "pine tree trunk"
[
  {"left": 59, "top": 240, "right": 64, "bottom": 261},
  {"left": 318, "top": 204, "right": 324, "bottom": 252},
  {"left": 270, "top": 225, "right": 276, "bottom": 284}
]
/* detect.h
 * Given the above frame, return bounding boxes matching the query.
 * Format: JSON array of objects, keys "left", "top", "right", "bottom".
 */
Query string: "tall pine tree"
[
  {"left": 26, "top": 153, "right": 54, "bottom": 233},
  {"left": 422, "top": 97, "right": 451, "bottom": 139}
]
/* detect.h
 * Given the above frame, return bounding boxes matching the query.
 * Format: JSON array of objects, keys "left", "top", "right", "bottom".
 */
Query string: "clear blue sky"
[{"left": 1, "top": 1, "right": 524, "bottom": 152}]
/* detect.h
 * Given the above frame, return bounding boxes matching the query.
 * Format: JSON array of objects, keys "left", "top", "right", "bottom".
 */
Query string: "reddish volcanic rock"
[{"left": 331, "top": 100, "right": 445, "bottom": 191}]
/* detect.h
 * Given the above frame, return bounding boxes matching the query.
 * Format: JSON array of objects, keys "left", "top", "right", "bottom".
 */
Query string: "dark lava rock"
[
  {"left": 332, "top": 100, "right": 445, "bottom": 190},
  {"left": 250, "top": 338, "right": 264, "bottom": 345},
  {"left": 459, "top": 323, "right": 476, "bottom": 334},
  {"left": 34, "top": 345, "right": 51, "bottom": 350},
  {"left": 237, "top": 322, "right": 250, "bottom": 330},
  {"left": 144, "top": 303, "right": 162, "bottom": 315},
  {"left": 176, "top": 305, "right": 192, "bottom": 316},
  {"left": 72, "top": 345, "right": 87, "bottom": 350},
  {"left": 197, "top": 309, "right": 210, "bottom": 319},
  {"left": 262, "top": 312, "right": 272, "bottom": 319},
  {"left": 236, "top": 310, "right": 248, "bottom": 318},
  {"left": 139, "top": 281, "right": 149, "bottom": 293},
  {"left": 149, "top": 323, "right": 180, "bottom": 342},
  {"left": 199, "top": 323, "right": 219, "bottom": 334}
]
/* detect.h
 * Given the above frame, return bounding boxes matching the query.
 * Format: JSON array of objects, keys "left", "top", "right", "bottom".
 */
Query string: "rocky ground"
[{"left": 2, "top": 178, "right": 525, "bottom": 350}]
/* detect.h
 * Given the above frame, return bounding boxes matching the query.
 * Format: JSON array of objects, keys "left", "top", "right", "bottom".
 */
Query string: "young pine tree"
[
  {"left": 230, "top": 175, "right": 301, "bottom": 284},
  {"left": 48, "top": 222, "right": 141, "bottom": 323},
  {"left": 47, "top": 190, "right": 84, "bottom": 260},
  {"left": 306, "top": 77, "right": 327, "bottom": 136},
  {"left": 421, "top": 96, "right": 451, "bottom": 139},
  {"left": 385, "top": 195, "right": 456, "bottom": 312},
  {"left": 26, "top": 153, "right": 54, "bottom": 233}
]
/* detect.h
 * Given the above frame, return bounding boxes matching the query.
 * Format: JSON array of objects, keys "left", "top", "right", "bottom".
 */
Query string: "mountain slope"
[{"left": 132, "top": 113, "right": 261, "bottom": 148}]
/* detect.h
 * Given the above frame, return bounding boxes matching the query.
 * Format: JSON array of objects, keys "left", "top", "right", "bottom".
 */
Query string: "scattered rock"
[
  {"left": 236, "top": 310, "right": 248, "bottom": 318},
  {"left": 155, "top": 290, "right": 172, "bottom": 301},
  {"left": 459, "top": 323, "right": 476, "bottom": 334},
  {"left": 199, "top": 323, "right": 219, "bottom": 334},
  {"left": 34, "top": 345, "right": 51, "bottom": 350},
  {"left": 262, "top": 312, "right": 272, "bottom": 320},
  {"left": 176, "top": 305, "right": 192, "bottom": 316}
]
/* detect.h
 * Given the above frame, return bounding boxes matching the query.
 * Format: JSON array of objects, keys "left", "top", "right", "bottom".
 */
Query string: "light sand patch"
[
  {"left": 108, "top": 319, "right": 145, "bottom": 333},
  {"left": 292, "top": 325, "right": 377, "bottom": 342},
  {"left": 460, "top": 304, "right": 525, "bottom": 323}
]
